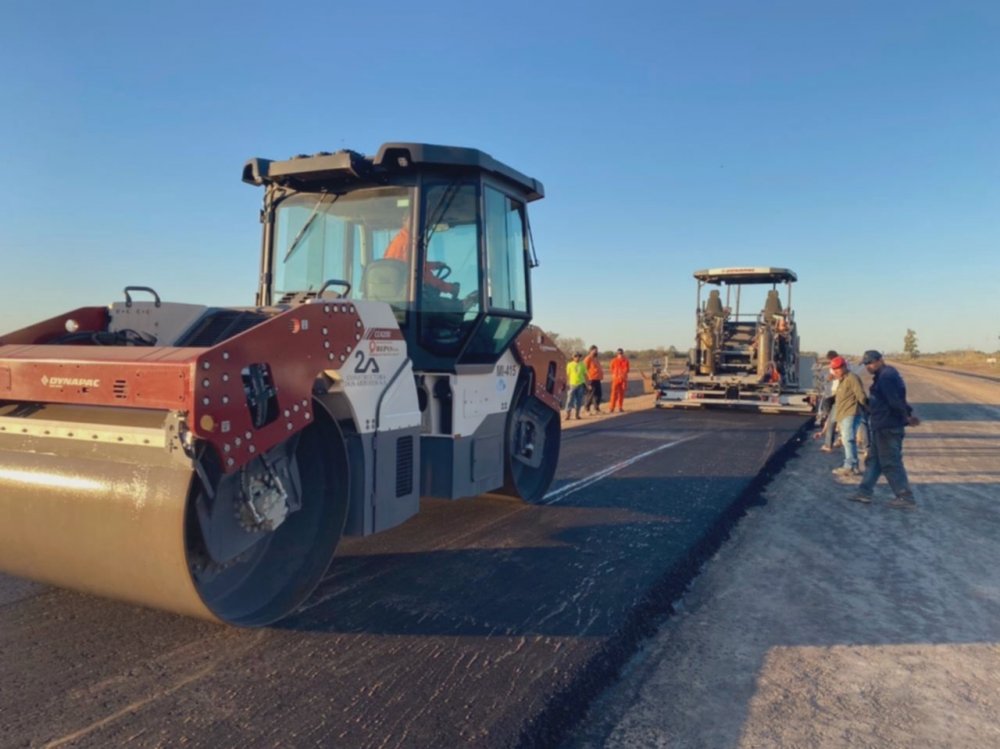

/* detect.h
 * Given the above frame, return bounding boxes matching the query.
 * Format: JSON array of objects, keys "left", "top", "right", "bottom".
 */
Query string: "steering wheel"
[
  {"left": 461, "top": 289, "right": 480, "bottom": 311},
  {"left": 427, "top": 261, "right": 452, "bottom": 280}
]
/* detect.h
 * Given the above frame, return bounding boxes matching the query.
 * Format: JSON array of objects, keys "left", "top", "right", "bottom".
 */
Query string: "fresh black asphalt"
[{"left": 0, "top": 408, "right": 809, "bottom": 748}]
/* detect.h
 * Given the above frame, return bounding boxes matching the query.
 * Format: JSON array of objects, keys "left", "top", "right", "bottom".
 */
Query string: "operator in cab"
[{"left": 384, "top": 212, "right": 460, "bottom": 297}]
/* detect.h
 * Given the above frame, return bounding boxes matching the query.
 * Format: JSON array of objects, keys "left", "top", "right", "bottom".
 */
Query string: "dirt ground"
[
  {"left": 568, "top": 364, "right": 1000, "bottom": 748},
  {"left": 908, "top": 357, "right": 1000, "bottom": 379}
]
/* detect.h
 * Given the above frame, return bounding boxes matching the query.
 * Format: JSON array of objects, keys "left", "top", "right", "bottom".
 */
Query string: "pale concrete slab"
[{"left": 569, "top": 365, "right": 1000, "bottom": 748}]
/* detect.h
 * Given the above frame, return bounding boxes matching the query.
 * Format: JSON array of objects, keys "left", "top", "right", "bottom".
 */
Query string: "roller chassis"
[{"left": 0, "top": 301, "right": 366, "bottom": 472}]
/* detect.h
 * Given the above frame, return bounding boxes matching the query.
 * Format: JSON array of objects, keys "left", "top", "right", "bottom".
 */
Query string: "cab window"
[
  {"left": 273, "top": 187, "right": 415, "bottom": 305},
  {"left": 484, "top": 187, "right": 528, "bottom": 313}
]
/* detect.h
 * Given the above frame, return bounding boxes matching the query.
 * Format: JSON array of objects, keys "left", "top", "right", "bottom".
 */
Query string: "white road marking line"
[
  {"left": 590, "top": 429, "right": 698, "bottom": 440},
  {"left": 541, "top": 435, "right": 701, "bottom": 505}
]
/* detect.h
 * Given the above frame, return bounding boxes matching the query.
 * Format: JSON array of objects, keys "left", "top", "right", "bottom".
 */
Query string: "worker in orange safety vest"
[
  {"left": 583, "top": 345, "right": 604, "bottom": 414},
  {"left": 609, "top": 348, "right": 630, "bottom": 413},
  {"left": 384, "top": 213, "right": 459, "bottom": 296}
]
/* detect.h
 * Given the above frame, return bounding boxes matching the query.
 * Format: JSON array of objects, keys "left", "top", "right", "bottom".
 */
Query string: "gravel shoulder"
[{"left": 567, "top": 364, "right": 1000, "bottom": 748}]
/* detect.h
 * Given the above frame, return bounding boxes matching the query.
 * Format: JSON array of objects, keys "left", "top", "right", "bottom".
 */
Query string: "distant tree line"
[{"left": 543, "top": 330, "right": 680, "bottom": 366}]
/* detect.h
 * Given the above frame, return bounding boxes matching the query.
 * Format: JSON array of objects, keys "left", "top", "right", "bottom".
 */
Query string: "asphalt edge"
[{"left": 517, "top": 415, "right": 815, "bottom": 749}]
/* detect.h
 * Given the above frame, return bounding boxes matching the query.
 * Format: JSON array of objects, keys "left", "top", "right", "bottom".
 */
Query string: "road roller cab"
[
  {"left": 0, "top": 143, "right": 566, "bottom": 627},
  {"left": 244, "top": 144, "right": 545, "bottom": 373}
]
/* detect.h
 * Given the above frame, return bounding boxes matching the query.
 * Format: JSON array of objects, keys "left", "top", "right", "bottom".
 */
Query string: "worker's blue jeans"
[
  {"left": 566, "top": 384, "right": 586, "bottom": 415},
  {"left": 838, "top": 413, "right": 862, "bottom": 470},
  {"left": 857, "top": 427, "right": 913, "bottom": 498}
]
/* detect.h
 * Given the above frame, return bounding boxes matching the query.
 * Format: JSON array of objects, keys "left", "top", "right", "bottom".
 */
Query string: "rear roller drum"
[{"left": 499, "top": 378, "right": 561, "bottom": 502}]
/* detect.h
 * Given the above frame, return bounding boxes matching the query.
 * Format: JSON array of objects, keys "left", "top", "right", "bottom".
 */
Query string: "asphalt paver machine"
[
  {"left": 655, "top": 267, "right": 816, "bottom": 413},
  {"left": 0, "top": 143, "right": 565, "bottom": 626}
]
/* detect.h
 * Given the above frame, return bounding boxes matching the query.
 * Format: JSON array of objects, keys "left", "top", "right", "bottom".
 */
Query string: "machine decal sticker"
[
  {"left": 342, "top": 372, "right": 389, "bottom": 388},
  {"left": 496, "top": 363, "right": 519, "bottom": 378},
  {"left": 341, "top": 350, "right": 388, "bottom": 387},
  {"left": 41, "top": 375, "right": 102, "bottom": 388},
  {"left": 369, "top": 339, "right": 403, "bottom": 356},
  {"left": 364, "top": 328, "right": 404, "bottom": 340},
  {"left": 365, "top": 327, "right": 405, "bottom": 356},
  {"left": 354, "top": 350, "right": 381, "bottom": 374}
]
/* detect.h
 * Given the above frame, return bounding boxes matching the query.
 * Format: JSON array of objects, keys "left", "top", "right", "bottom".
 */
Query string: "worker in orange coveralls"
[
  {"left": 384, "top": 213, "right": 459, "bottom": 296},
  {"left": 609, "top": 348, "right": 630, "bottom": 413}
]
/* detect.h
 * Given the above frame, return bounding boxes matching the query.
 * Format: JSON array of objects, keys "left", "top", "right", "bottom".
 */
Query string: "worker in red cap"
[
  {"left": 829, "top": 356, "right": 867, "bottom": 478},
  {"left": 609, "top": 348, "right": 630, "bottom": 413},
  {"left": 813, "top": 349, "right": 840, "bottom": 452}
]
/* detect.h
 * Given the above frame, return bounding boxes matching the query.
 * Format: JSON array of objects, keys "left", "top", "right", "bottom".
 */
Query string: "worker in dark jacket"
[{"left": 850, "top": 350, "right": 920, "bottom": 509}]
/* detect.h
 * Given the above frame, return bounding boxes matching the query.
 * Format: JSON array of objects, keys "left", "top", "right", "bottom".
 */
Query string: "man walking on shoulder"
[{"left": 850, "top": 350, "right": 920, "bottom": 509}]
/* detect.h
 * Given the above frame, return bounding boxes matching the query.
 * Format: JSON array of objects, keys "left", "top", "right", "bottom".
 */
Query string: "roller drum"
[
  {"left": 0, "top": 404, "right": 347, "bottom": 626},
  {"left": 0, "top": 423, "right": 211, "bottom": 621}
]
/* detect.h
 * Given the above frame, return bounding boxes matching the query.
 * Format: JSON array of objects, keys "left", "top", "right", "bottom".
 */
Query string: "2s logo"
[{"left": 353, "top": 350, "right": 381, "bottom": 374}]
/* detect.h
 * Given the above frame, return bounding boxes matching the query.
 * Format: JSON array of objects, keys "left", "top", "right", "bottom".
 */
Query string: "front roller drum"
[{"left": 0, "top": 405, "right": 348, "bottom": 626}]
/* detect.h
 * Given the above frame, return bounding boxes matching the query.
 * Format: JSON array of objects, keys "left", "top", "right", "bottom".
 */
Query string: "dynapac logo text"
[{"left": 40, "top": 375, "right": 102, "bottom": 388}]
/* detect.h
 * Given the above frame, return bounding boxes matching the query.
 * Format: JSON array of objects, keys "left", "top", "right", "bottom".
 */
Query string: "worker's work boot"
[
  {"left": 832, "top": 466, "right": 861, "bottom": 477},
  {"left": 887, "top": 494, "right": 916, "bottom": 511}
]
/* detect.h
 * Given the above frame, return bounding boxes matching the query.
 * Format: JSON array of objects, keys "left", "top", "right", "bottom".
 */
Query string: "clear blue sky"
[{"left": 2, "top": 0, "right": 998, "bottom": 356}]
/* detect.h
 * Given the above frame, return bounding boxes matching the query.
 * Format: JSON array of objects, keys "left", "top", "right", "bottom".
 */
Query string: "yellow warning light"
[{"left": 199, "top": 414, "right": 216, "bottom": 432}]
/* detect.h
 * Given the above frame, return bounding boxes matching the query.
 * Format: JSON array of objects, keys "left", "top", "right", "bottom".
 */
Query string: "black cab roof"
[{"left": 242, "top": 142, "right": 544, "bottom": 201}]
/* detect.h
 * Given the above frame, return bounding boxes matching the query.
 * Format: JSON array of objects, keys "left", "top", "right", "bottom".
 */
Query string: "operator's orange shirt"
[
  {"left": 384, "top": 228, "right": 410, "bottom": 261},
  {"left": 382, "top": 227, "right": 455, "bottom": 295},
  {"left": 610, "top": 355, "right": 630, "bottom": 383},
  {"left": 584, "top": 352, "right": 603, "bottom": 381}
]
